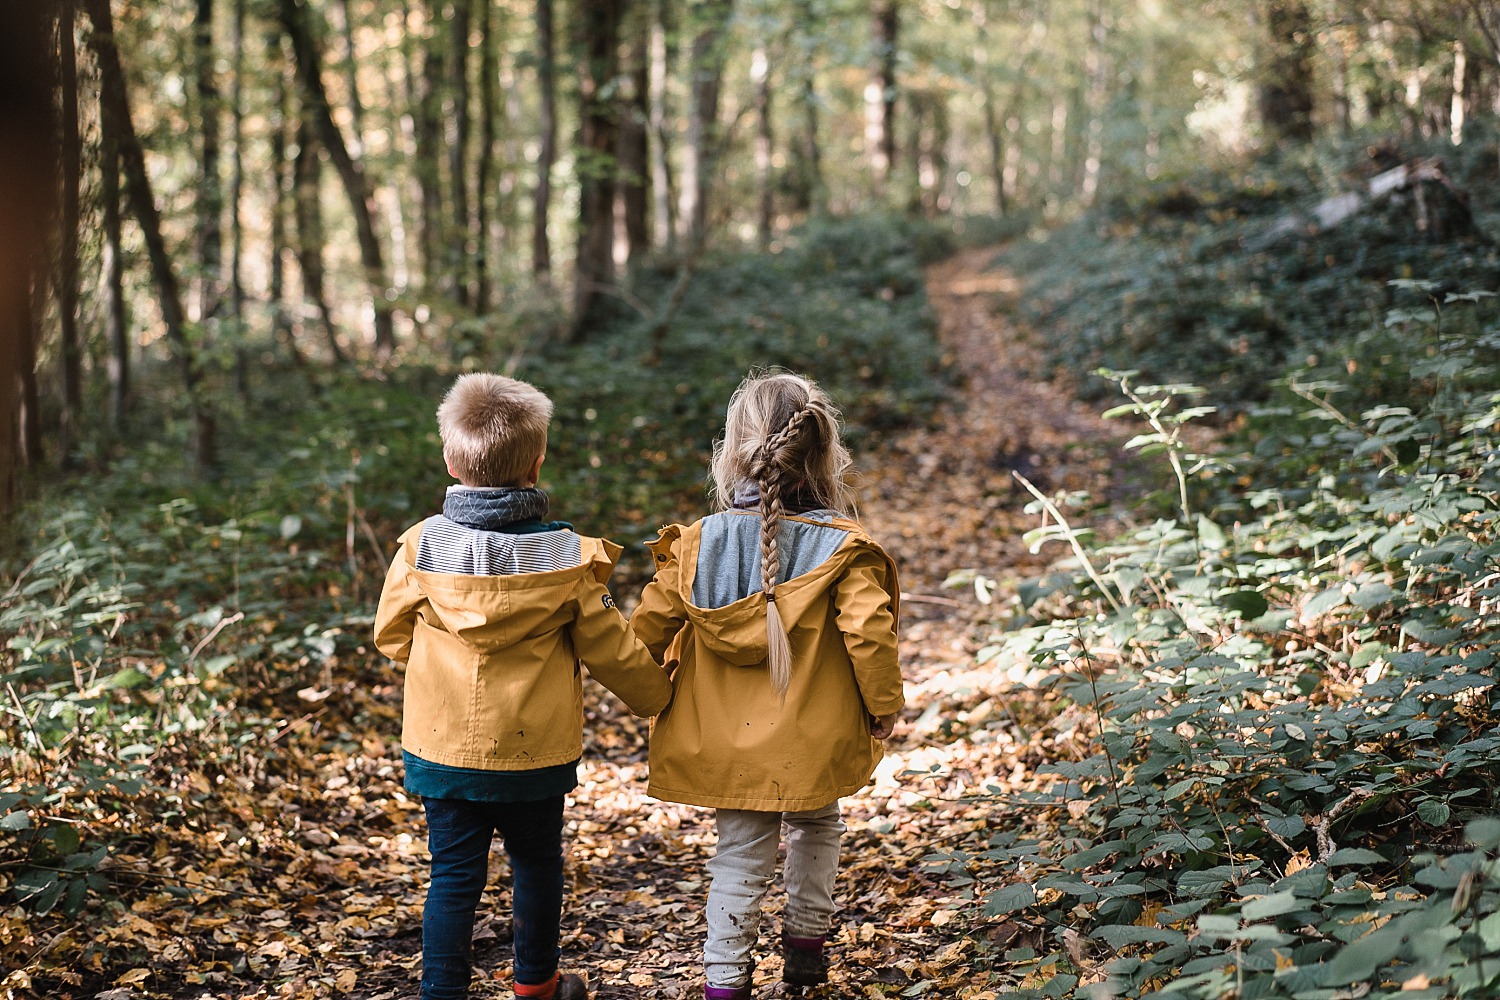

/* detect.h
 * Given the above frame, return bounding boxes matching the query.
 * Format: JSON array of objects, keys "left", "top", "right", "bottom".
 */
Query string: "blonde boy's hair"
[{"left": 437, "top": 374, "right": 553, "bottom": 487}]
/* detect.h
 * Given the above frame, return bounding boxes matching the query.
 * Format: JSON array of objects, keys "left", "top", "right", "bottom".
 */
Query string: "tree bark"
[
  {"left": 751, "top": 45, "right": 773, "bottom": 247},
  {"left": 86, "top": 0, "right": 216, "bottom": 469},
  {"left": 334, "top": 0, "right": 366, "bottom": 142},
  {"left": 58, "top": 0, "right": 83, "bottom": 447},
  {"left": 269, "top": 34, "right": 303, "bottom": 366},
  {"left": 294, "top": 123, "right": 343, "bottom": 361},
  {"left": 476, "top": 0, "right": 496, "bottom": 312},
  {"left": 790, "top": 0, "right": 823, "bottom": 216},
  {"left": 677, "top": 0, "right": 733, "bottom": 246},
  {"left": 230, "top": 0, "right": 247, "bottom": 391},
  {"left": 1078, "top": 0, "right": 1107, "bottom": 206},
  {"left": 278, "top": 0, "right": 395, "bottom": 357},
  {"left": 1259, "top": 0, "right": 1316, "bottom": 144},
  {"left": 415, "top": 2, "right": 445, "bottom": 295},
  {"left": 865, "top": 0, "right": 898, "bottom": 193},
  {"left": 100, "top": 55, "right": 130, "bottom": 420},
  {"left": 570, "top": 0, "right": 625, "bottom": 338},
  {"left": 448, "top": 0, "right": 472, "bottom": 308},
  {"left": 533, "top": 0, "right": 557, "bottom": 278},
  {"left": 196, "top": 0, "right": 224, "bottom": 330},
  {"left": 620, "top": 8, "right": 652, "bottom": 265},
  {"left": 648, "top": 0, "right": 675, "bottom": 249}
]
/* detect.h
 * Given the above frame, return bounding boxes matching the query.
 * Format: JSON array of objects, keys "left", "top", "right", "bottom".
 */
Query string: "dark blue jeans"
[{"left": 421, "top": 795, "right": 566, "bottom": 1000}]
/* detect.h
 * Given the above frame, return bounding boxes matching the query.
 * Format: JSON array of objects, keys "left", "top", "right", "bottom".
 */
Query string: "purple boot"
[
  {"left": 705, "top": 986, "right": 752, "bottom": 1000},
  {"left": 782, "top": 934, "right": 829, "bottom": 987}
]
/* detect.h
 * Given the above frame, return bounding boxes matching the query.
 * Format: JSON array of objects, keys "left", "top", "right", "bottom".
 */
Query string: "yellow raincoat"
[
  {"left": 632, "top": 513, "right": 904, "bottom": 811},
  {"left": 374, "top": 521, "right": 673, "bottom": 771}
]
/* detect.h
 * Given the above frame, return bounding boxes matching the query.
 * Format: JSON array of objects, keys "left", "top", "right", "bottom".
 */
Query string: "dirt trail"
[{"left": 562, "top": 244, "right": 1124, "bottom": 998}]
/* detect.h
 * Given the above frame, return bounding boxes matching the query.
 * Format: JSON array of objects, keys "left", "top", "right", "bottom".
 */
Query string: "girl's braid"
[{"left": 755, "top": 404, "right": 815, "bottom": 700}]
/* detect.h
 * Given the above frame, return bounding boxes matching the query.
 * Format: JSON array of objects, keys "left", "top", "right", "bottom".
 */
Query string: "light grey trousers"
[{"left": 703, "top": 802, "right": 844, "bottom": 989}]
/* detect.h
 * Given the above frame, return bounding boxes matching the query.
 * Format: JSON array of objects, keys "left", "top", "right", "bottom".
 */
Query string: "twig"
[
  {"left": 186, "top": 611, "right": 245, "bottom": 666},
  {"left": 357, "top": 509, "right": 390, "bottom": 575},
  {"left": 1012, "top": 472, "right": 1124, "bottom": 615},
  {"left": 900, "top": 592, "right": 966, "bottom": 608},
  {"left": 1289, "top": 380, "right": 1400, "bottom": 465},
  {"left": 0, "top": 553, "right": 42, "bottom": 603},
  {"left": 1312, "top": 788, "right": 1376, "bottom": 863},
  {"left": 266, "top": 707, "right": 327, "bottom": 745}
]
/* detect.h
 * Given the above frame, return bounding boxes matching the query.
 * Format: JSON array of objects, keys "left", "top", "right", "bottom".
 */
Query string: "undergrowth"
[{"left": 933, "top": 235, "right": 1500, "bottom": 993}]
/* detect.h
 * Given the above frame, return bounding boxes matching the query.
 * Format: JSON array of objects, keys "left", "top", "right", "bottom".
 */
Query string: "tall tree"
[
  {"left": 476, "top": 0, "right": 497, "bottom": 312},
  {"left": 294, "top": 124, "right": 342, "bottom": 361},
  {"left": 100, "top": 48, "right": 130, "bottom": 421},
  {"left": 196, "top": 0, "right": 224, "bottom": 329},
  {"left": 571, "top": 0, "right": 625, "bottom": 336},
  {"left": 268, "top": 32, "right": 302, "bottom": 365},
  {"left": 58, "top": 0, "right": 83, "bottom": 450},
  {"left": 620, "top": 5, "right": 652, "bottom": 265},
  {"left": 648, "top": 0, "right": 676, "bottom": 249},
  {"left": 277, "top": 0, "right": 396, "bottom": 357},
  {"left": 790, "top": 0, "right": 824, "bottom": 216},
  {"left": 414, "top": 2, "right": 445, "bottom": 295},
  {"left": 751, "top": 44, "right": 773, "bottom": 246},
  {"left": 448, "top": 0, "right": 472, "bottom": 307},
  {"left": 677, "top": 0, "right": 733, "bottom": 246},
  {"left": 533, "top": 0, "right": 558, "bottom": 278},
  {"left": 1259, "top": 0, "right": 1316, "bottom": 143},
  {"left": 86, "top": 0, "right": 217, "bottom": 469},
  {"left": 865, "top": 0, "right": 898, "bottom": 192}
]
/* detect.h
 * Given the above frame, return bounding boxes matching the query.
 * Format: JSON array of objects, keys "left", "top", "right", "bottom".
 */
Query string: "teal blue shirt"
[{"left": 403, "top": 751, "right": 579, "bottom": 803}]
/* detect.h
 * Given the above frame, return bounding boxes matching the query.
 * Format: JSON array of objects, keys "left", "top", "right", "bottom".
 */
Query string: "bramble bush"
[{"left": 930, "top": 280, "right": 1500, "bottom": 997}]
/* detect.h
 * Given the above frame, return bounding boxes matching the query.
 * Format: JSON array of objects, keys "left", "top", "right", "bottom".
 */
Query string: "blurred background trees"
[{"left": 5, "top": 0, "right": 1497, "bottom": 499}]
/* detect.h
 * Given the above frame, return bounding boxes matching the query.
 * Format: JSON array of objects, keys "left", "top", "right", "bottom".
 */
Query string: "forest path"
[{"left": 556, "top": 244, "right": 1124, "bottom": 999}]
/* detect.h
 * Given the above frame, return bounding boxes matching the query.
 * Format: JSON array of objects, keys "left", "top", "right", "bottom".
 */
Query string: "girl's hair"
[{"left": 709, "top": 370, "right": 854, "bottom": 700}]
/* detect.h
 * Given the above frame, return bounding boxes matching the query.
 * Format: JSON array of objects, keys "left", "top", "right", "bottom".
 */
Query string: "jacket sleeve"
[
  {"left": 833, "top": 545, "right": 905, "bottom": 717},
  {"left": 373, "top": 526, "right": 425, "bottom": 663},
  {"left": 571, "top": 543, "right": 673, "bottom": 718},
  {"left": 630, "top": 525, "right": 689, "bottom": 663}
]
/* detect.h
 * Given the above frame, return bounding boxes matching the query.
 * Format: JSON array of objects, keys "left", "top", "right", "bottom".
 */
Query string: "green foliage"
[
  {"left": 0, "top": 213, "right": 944, "bottom": 917},
  {"left": 933, "top": 281, "right": 1500, "bottom": 996},
  {"left": 1005, "top": 133, "right": 1500, "bottom": 411}
]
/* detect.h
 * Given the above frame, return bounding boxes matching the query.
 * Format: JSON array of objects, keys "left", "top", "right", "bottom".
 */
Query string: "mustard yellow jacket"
[
  {"left": 373, "top": 521, "right": 673, "bottom": 771},
  {"left": 632, "top": 513, "right": 904, "bottom": 811}
]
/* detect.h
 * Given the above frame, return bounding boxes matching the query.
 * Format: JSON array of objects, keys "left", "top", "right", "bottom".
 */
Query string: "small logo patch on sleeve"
[{"left": 601, "top": 592, "right": 617, "bottom": 610}]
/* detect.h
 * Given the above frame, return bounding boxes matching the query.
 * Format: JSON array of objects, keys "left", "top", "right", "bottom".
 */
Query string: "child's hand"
[{"left": 870, "top": 713, "right": 898, "bottom": 740}]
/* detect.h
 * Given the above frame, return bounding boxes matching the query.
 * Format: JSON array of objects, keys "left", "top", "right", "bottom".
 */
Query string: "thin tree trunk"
[
  {"left": 334, "top": 0, "right": 365, "bottom": 143},
  {"left": 196, "top": 0, "right": 224, "bottom": 330},
  {"left": 17, "top": 284, "right": 41, "bottom": 469},
  {"left": 648, "top": 0, "right": 675, "bottom": 249},
  {"left": 865, "top": 0, "right": 898, "bottom": 194},
  {"left": 269, "top": 34, "right": 303, "bottom": 366},
  {"left": 278, "top": 0, "right": 396, "bottom": 357},
  {"left": 1259, "top": 0, "right": 1316, "bottom": 144},
  {"left": 570, "top": 0, "right": 625, "bottom": 338},
  {"left": 677, "top": 0, "right": 732, "bottom": 246},
  {"left": 476, "top": 0, "right": 496, "bottom": 312},
  {"left": 791, "top": 0, "right": 824, "bottom": 217},
  {"left": 620, "top": 10, "right": 651, "bottom": 265},
  {"left": 751, "top": 45, "right": 773, "bottom": 247},
  {"left": 58, "top": 0, "right": 83, "bottom": 449},
  {"left": 972, "top": 0, "right": 1005, "bottom": 216},
  {"left": 449, "top": 0, "right": 472, "bottom": 308},
  {"left": 100, "top": 64, "right": 130, "bottom": 420},
  {"left": 533, "top": 0, "right": 557, "bottom": 278},
  {"left": 86, "top": 0, "right": 216, "bottom": 469},
  {"left": 294, "top": 123, "right": 343, "bottom": 361},
  {"left": 415, "top": 2, "right": 445, "bottom": 295},
  {"left": 1079, "top": 0, "right": 1107, "bottom": 206},
  {"left": 230, "top": 0, "right": 247, "bottom": 392}
]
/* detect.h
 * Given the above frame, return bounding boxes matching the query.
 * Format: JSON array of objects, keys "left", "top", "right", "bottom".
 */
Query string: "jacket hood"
[
  {"left": 647, "top": 518, "right": 891, "bottom": 668},
  {"left": 399, "top": 523, "right": 619, "bottom": 653}
]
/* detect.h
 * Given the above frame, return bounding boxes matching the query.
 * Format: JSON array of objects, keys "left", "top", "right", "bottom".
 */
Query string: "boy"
[{"left": 374, "top": 373, "right": 672, "bottom": 1000}]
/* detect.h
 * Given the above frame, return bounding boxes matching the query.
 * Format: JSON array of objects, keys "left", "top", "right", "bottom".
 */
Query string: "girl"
[{"left": 632, "top": 370, "right": 904, "bottom": 999}]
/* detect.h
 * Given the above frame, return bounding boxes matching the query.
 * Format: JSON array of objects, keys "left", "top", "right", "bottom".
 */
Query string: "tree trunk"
[
  {"left": 1078, "top": 0, "right": 1107, "bottom": 206},
  {"left": 17, "top": 283, "right": 41, "bottom": 469},
  {"left": 570, "top": 0, "right": 625, "bottom": 338},
  {"left": 0, "top": 3, "right": 56, "bottom": 506},
  {"left": 278, "top": 0, "right": 396, "bottom": 357},
  {"left": 58, "top": 0, "right": 83, "bottom": 449},
  {"left": 294, "top": 123, "right": 343, "bottom": 361},
  {"left": 677, "top": 0, "right": 732, "bottom": 246},
  {"left": 865, "top": 0, "right": 898, "bottom": 193},
  {"left": 476, "top": 0, "right": 496, "bottom": 312},
  {"left": 196, "top": 0, "right": 224, "bottom": 331},
  {"left": 415, "top": 2, "right": 445, "bottom": 295},
  {"left": 790, "top": 0, "right": 824, "bottom": 216},
  {"left": 1259, "top": 0, "right": 1316, "bottom": 144},
  {"left": 100, "top": 57, "right": 130, "bottom": 420},
  {"left": 752, "top": 45, "right": 773, "bottom": 247},
  {"left": 86, "top": 0, "right": 216, "bottom": 470},
  {"left": 334, "top": 0, "right": 366, "bottom": 142},
  {"left": 533, "top": 0, "right": 557, "bottom": 278},
  {"left": 620, "top": 9, "right": 651, "bottom": 265},
  {"left": 449, "top": 0, "right": 472, "bottom": 308},
  {"left": 648, "top": 0, "right": 675, "bottom": 249},
  {"left": 230, "top": 0, "right": 247, "bottom": 391},
  {"left": 269, "top": 31, "right": 302, "bottom": 365}
]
